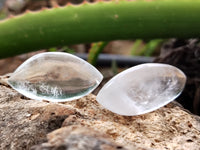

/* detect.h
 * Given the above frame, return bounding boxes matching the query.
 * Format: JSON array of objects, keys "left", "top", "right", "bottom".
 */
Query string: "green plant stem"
[
  {"left": 1, "top": 0, "right": 200, "bottom": 58},
  {"left": 88, "top": 41, "right": 108, "bottom": 65},
  {"left": 131, "top": 39, "right": 144, "bottom": 56},
  {"left": 143, "top": 39, "right": 163, "bottom": 56}
]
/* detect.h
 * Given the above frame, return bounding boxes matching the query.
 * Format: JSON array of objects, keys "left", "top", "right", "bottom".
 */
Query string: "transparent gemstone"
[
  {"left": 96, "top": 63, "right": 186, "bottom": 116},
  {"left": 8, "top": 52, "right": 103, "bottom": 102}
]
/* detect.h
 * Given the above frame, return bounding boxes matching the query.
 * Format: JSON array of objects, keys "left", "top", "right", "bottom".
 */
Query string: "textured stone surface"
[
  {"left": 0, "top": 86, "right": 75, "bottom": 149},
  {"left": 63, "top": 96, "right": 200, "bottom": 150},
  {"left": 0, "top": 76, "right": 200, "bottom": 150},
  {"left": 31, "top": 125, "right": 130, "bottom": 150}
]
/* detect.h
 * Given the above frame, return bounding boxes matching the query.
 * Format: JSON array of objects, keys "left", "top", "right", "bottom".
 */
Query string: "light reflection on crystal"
[
  {"left": 8, "top": 52, "right": 103, "bottom": 102},
  {"left": 96, "top": 63, "right": 186, "bottom": 116}
]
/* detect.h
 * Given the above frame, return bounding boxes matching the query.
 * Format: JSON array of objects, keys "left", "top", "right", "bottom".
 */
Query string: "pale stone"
[
  {"left": 8, "top": 52, "right": 103, "bottom": 102},
  {"left": 31, "top": 125, "right": 130, "bottom": 150},
  {"left": 97, "top": 63, "right": 186, "bottom": 116}
]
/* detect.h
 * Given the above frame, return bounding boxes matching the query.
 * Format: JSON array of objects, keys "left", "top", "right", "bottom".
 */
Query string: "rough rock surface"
[
  {"left": 31, "top": 125, "right": 130, "bottom": 150},
  {"left": 0, "top": 76, "right": 200, "bottom": 150}
]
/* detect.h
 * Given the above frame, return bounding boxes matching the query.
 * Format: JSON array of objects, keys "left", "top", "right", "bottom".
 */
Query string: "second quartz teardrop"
[
  {"left": 8, "top": 52, "right": 103, "bottom": 102},
  {"left": 96, "top": 63, "right": 186, "bottom": 116}
]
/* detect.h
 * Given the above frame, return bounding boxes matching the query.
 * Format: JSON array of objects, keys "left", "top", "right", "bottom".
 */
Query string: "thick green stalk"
[{"left": 0, "top": 0, "right": 200, "bottom": 58}]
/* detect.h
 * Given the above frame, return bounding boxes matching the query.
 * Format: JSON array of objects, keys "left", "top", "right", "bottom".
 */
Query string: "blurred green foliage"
[{"left": 131, "top": 39, "right": 164, "bottom": 56}]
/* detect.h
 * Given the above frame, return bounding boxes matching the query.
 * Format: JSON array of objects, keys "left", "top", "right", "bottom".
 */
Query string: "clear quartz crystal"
[
  {"left": 96, "top": 63, "right": 186, "bottom": 116},
  {"left": 8, "top": 52, "right": 103, "bottom": 102}
]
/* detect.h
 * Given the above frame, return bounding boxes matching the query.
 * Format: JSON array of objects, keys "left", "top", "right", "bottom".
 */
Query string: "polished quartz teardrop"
[
  {"left": 97, "top": 63, "right": 186, "bottom": 116},
  {"left": 8, "top": 52, "right": 103, "bottom": 102}
]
